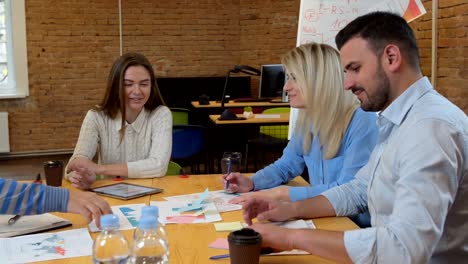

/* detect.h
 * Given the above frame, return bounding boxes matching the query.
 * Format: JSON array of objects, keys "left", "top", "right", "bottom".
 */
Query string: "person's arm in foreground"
[
  {"left": 0, "top": 178, "right": 112, "bottom": 227},
  {"left": 242, "top": 195, "right": 352, "bottom": 263}
]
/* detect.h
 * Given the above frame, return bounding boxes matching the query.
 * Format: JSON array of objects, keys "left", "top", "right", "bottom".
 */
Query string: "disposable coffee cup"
[
  {"left": 228, "top": 228, "right": 262, "bottom": 264},
  {"left": 43, "top": 160, "right": 64, "bottom": 186}
]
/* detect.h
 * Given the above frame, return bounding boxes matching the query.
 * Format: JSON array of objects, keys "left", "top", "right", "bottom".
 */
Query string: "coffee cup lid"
[
  {"left": 228, "top": 228, "right": 262, "bottom": 245},
  {"left": 43, "top": 160, "right": 63, "bottom": 167}
]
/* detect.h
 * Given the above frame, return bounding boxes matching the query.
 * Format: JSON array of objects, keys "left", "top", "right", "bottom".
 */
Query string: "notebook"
[{"left": 0, "top": 213, "right": 71, "bottom": 238}]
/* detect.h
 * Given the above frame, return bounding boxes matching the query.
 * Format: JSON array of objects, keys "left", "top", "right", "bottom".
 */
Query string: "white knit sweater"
[{"left": 66, "top": 106, "right": 172, "bottom": 178}]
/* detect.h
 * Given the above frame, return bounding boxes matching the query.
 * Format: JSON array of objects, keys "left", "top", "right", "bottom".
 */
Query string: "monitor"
[{"left": 258, "top": 64, "right": 285, "bottom": 99}]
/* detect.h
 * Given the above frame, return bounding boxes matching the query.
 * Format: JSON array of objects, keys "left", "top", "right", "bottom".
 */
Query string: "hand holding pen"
[
  {"left": 223, "top": 158, "right": 232, "bottom": 191},
  {"left": 221, "top": 172, "right": 255, "bottom": 194}
]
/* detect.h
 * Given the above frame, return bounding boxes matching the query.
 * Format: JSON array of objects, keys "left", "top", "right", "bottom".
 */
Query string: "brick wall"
[
  {"left": 434, "top": 0, "right": 467, "bottom": 111},
  {"left": 0, "top": 0, "right": 466, "bottom": 152}
]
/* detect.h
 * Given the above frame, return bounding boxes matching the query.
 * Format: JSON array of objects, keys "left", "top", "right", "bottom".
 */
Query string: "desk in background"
[
  {"left": 43, "top": 175, "right": 358, "bottom": 264},
  {"left": 209, "top": 113, "right": 289, "bottom": 126},
  {"left": 207, "top": 113, "right": 290, "bottom": 172},
  {"left": 192, "top": 100, "right": 289, "bottom": 109}
]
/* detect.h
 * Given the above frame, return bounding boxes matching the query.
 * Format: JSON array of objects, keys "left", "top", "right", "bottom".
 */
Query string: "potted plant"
[{"left": 243, "top": 106, "right": 254, "bottom": 118}]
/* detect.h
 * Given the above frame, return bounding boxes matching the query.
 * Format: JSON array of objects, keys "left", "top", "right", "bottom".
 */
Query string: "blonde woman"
[{"left": 225, "top": 43, "right": 378, "bottom": 226}]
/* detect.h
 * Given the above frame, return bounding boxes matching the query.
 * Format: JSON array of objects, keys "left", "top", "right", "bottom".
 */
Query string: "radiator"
[{"left": 0, "top": 112, "right": 10, "bottom": 153}]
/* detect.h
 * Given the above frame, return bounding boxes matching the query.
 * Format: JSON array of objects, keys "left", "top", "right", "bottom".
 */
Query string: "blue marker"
[
  {"left": 225, "top": 158, "right": 231, "bottom": 191},
  {"left": 209, "top": 254, "right": 230, "bottom": 260}
]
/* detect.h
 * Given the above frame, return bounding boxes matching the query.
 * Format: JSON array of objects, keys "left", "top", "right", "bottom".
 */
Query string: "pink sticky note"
[
  {"left": 166, "top": 215, "right": 204, "bottom": 223},
  {"left": 208, "top": 238, "right": 229, "bottom": 249}
]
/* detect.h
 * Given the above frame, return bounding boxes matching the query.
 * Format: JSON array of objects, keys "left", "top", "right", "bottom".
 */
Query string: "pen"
[
  {"left": 209, "top": 252, "right": 271, "bottom": 260},
  {"left": 225, "top": 159, "right": 231, "bottom": 191},
  {"left": 8, "top": 215, "right": 21, "bottom": 225},
  {"left": 209, "top": 253, "right": 230, "bottom": 260}
]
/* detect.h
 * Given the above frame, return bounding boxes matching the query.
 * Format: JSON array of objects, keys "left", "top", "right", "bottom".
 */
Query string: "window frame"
[{"left": 0, "top": 0, "right": 28, "bottom": 99}]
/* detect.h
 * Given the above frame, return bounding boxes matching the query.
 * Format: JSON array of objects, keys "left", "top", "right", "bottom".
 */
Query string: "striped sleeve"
[{"left": 0, "top": 178, "right": 69, "bottom": 215}]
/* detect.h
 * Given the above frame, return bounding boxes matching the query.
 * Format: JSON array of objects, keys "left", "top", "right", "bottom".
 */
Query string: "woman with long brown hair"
[{"left": 66, "top": 53, "right": 172, "bottom": 189}]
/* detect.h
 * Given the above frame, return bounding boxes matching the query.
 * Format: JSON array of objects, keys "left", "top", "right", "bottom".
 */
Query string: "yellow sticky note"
[{"left": 214, "top": 221, "right": 243, "bottom": 232}]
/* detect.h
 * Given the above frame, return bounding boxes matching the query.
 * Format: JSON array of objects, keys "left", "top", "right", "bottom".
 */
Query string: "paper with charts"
[
  {"left": 89, "top": 203, "right": 147, "bottom": 232},
  {"left": 151, "top": 188, "right": 223, "bottom": 224},
  {"left": 164, "top": 189, "right": 242, "bottom": 212},
  {"left": 0, "top": 228, "right": 93, "bottom": 263}
]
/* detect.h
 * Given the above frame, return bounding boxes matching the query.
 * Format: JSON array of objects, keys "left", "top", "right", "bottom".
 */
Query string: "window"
[{"left": 0, "top": 0, "right": 28, "bottom": 98}]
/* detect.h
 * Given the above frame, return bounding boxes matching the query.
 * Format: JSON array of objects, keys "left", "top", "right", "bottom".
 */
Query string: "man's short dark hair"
[{"left": 335, "top": 12, "right": 420, "bottom": 70}]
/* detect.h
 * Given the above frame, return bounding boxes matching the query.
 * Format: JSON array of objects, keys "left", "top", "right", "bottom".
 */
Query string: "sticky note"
[
  {"left": 193, "top": 188, "right": 209, "bottom": 205},
  {"left": 166, "top": 215, "right": 204, "bottom": 223},
  {"left": 208, "top": 238, "right": 229, "bottom": 249},
  {"left": 172, "top": 204, "right": 203, "bottom": 212},
  {"left": 214, "top": 221, "right": 243, "bottom": 232}
]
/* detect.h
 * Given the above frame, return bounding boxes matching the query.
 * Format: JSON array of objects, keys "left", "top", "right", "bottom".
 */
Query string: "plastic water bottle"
[
  {"left": 93, "top": 214, "right": 130, "bottom": 264},
  {"left": 130, "top": 216, "right": 169, "bottom": 264},
  {"left": 134, "top": 206, "right": 167, "bottom": 241}
]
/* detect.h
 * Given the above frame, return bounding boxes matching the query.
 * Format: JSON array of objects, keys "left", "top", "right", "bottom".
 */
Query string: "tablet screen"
[{"left": 91, "top": 182, "right": 163, "bottom": 200}]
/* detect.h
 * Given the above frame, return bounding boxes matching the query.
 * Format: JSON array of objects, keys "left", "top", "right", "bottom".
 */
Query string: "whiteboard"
[{"left": 288, "top": 0, "right": 426, "bottom": 139}]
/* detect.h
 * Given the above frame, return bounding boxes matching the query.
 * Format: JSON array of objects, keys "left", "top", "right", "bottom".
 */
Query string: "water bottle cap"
[
  {"left": 141, "top": 205, "right": 159, "bottom": 218},
  {"left": 100, "top": 214, "right": 119, "bottom": 228},
  {"left": 138, "top": 216, "right": 158, "bottom": 229}
]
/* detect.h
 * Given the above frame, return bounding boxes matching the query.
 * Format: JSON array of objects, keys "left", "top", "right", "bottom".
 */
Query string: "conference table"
[{"left": 42, "top": 174, "right": 358, "bottom": 263}]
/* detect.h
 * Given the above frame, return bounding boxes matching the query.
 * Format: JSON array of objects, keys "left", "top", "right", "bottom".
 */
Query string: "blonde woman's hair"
[{"left": 281, "top": 43, "right": 359, "bottom": 159}]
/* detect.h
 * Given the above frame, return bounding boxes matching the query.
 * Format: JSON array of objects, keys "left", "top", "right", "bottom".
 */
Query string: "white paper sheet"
[{"left": 0, "top": 228, "right": 93, "bottom": 263}]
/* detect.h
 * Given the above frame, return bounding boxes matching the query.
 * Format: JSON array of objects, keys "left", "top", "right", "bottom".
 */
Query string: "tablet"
[{"left": 91, "top": 182, "right": 163, "bottom": 200}]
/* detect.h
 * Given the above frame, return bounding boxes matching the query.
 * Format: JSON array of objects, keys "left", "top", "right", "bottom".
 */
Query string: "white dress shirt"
[
  {"left": 323, "top": 77, "right": 468, "bottom": 263},
  {"left": 66, "top": 105, "right": 172, "bottom": 178}
]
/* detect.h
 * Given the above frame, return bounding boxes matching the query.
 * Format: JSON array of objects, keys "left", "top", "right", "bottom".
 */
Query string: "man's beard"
[{"left": 360, "top": 65, "right": 391, "bottom": 112}]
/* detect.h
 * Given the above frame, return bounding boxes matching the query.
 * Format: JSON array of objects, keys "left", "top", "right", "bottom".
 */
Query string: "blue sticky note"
[
  {"left": 193, "top": 188, "right": 209, "bottom": 206},
  {"left": 173, "top": 204, "right": 203, "bottom": 212}
]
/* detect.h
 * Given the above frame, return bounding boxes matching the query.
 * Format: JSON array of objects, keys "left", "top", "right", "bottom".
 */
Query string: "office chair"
[
  {"left": 170, "top": 108, "right": 190, "bottom": 125},
  {"left": 245, "top": 107, "right": 290, "bottom": 172},
  {"left": 171, "top": 124, "right": 207, "bottom": 174},
  {"left": 166, "top": 161, "right": 183, "bottom": 176}
]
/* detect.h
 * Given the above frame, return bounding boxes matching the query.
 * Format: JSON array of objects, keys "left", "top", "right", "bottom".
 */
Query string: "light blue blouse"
[{"left": 251, "top": 108, "right": 378, "bottom": 201}]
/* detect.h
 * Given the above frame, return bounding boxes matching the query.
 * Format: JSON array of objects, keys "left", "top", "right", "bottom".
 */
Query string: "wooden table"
[
  {"left": 209, "top": 113, "right": 289, "bottom": 126},
  {"left": 42, "top": 175, "right": 358, "bottom": 263},
  {"left": 192, "top": 100, "right": 289, "bottom": 109}
]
